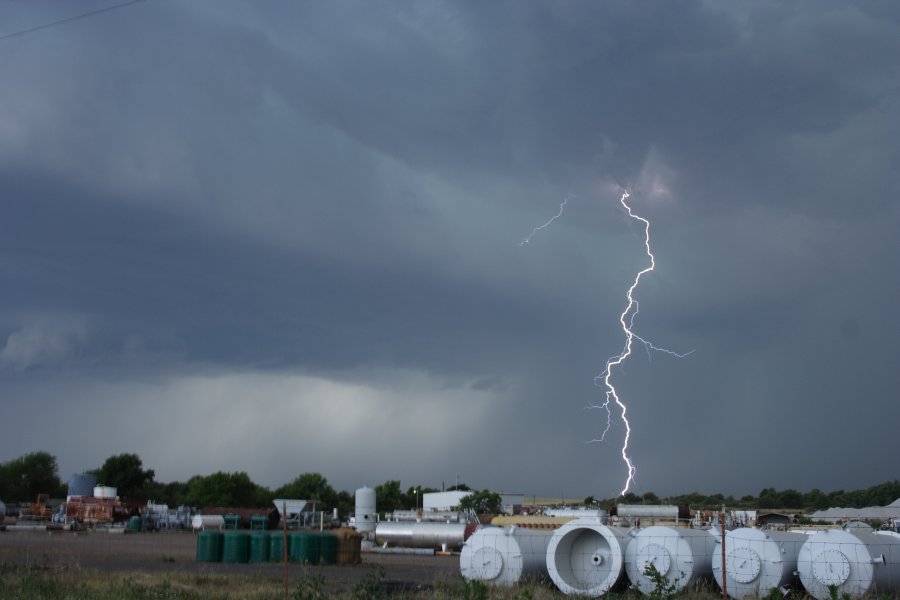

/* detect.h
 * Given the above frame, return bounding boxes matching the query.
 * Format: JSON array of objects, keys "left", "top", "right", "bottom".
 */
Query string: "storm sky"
[{"left": 1, "top": 1, "right": 897, "bottom": 501}]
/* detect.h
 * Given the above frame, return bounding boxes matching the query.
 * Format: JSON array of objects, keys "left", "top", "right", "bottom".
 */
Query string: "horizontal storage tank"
[
  {"left": 460, "top": 525, "right": 554, "bottom": 587},
  {"left": 191, "top": 515, "right": 225, "bottom": 531},
  {"left": 355, "top": 486, "right": 377, "bottom": 534},
  {"left": 617, "top": 505, "right": 681, "bottom": 520},
  {"left": 544, "top": 508, "right": 608, "bottom": 520},
  {"left": 711, "top": 527, "right": 808, "bottom": 599},
  {"left": 797, "top": 528, "right": 900, "bottom": 599},
  {"left": 376, "top": 521, "right": 469, "bottom": 551},
  {"left": 625, "top": 526, "right": 718, "bottom": 596},
  {"left": 546, "top": 517, "right": 633, "bottom": 596},
  {"left": 68, "top": 473, "right": 97, "bottom": 499}
]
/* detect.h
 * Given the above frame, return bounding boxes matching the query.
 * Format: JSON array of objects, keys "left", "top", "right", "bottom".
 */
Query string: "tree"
[
  {"left": 90, "top": 453, "right": 155, "bottom": 499},
  {"left": 584, "top": 495, "right": 596, "bottom": 507},
  {"left": 185, "top": 472, "right": 270, "bottom": 508},
  {"left": 375, "top": 480, "right": 404, "bottom": 515},
  {"left": 0, "top": 452, "right": 65, "bottom": 501},
  {"left": 460, "top": 489, "right": 502, "bottom": 515},
  {"left": 274, "top": 473, "right": 337, "bottom": 509}
]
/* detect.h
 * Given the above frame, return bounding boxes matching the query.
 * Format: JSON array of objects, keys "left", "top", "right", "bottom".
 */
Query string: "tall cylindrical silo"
[
  {"left": 711, "top": 527, "right": 808, "bottom": 599},
  {"left": 460, "top": 525, "right": 554, "bottom": 587},
  {"left": 797, "top": 528, "right": 900, "bottom": 599},
  {"left": 67, "top": 473, "right": 97, "bottom": 499},
  {"left": 624, "top": 526, "right": 718, "bottom": 596},
  {"left": 546, "top": 517, "right": 633, "bottom": 596},
  {"left": 355, "top": 486, "right": 377, "bottom": 534}
]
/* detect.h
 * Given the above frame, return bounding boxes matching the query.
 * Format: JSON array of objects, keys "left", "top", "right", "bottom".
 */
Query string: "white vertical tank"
[
  {"left": 624, "top": 526, "right": 718, "bottom": 596},
  {"left": 460, "top": 525, "right": 554, "bottom": 587},
  {"left": 797, "top": 528, "right": 900, "bottom": 599},
  {"left": 711, "top": 527, "right": 808, "bottom": 598},
  {"left": 546, "top": 517, "right": 633, "bottom": 596},
  {"left": 355, "top": 486, "right": 377, "bottom": 534}
]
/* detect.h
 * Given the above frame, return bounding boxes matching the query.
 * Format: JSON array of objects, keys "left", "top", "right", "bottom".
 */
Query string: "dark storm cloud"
[{"left": 0, "top": 1, "right": 897, "bottom": 498}]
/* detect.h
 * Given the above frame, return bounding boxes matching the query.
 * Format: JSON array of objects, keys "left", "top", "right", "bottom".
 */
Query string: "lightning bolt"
[
  {"left": 519, "top": 196, "right": 572, "bottom": 245},
  {"left": 586, "top": 191, "right": 692, "bottom": 496},
  {"left": 521, "top": 190, "right": 691, "bottom": 497}
]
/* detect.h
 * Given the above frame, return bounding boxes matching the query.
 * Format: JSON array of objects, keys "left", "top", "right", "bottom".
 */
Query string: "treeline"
[
  {"left": 3, "top": 451, "right": 897, "bottom": 513},
  {"left": 588, "top": 479, "right": 900, "bottom": 511},
  {"left": 0, "top": 451, "right": 475, "bottom": 517}
]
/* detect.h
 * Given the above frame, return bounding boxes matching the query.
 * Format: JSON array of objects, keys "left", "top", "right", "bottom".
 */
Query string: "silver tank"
[
  {"left": 625, "top": 526, "right": 718, "bottom": 596},
  {"left": 546, "top": 517, "right": 634, "bottom": 596},
  {"left": 461, "top": 525, "right": 554, "bottom": 587},
  {"left": 797, "top": 528, "right": 900, "bottom": 599},
  {"left": 711, "top": 527, "right": 808, "bottom": 599},
  {"left": 375, "top": 521, "right": 468, "bottom": 550}
]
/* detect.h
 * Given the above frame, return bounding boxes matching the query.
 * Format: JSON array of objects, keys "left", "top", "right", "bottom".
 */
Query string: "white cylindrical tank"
[
  {"left": 624, "top": 526, "right": 718, "bottom": 595},
  {"left": 93, "top": 486, "right": 117, "bottom": 499},
  {"left": 355, "top": 486, "right": 377, "bottom": 533},
  {"left": 797, "top": 528, "right": 900, "bottom": 599},
  {"left": 376, "top": 521, "right": 468, "bottom": 550},
  {"left": 460, "top": 526, "right": 554, "bottom": 587},
  {"left": 191, "top": 515, "right": 225, "bottom": 531},
  {"left": 546, "top": 517, "right": 633, "bottom": 596},
  {"left": 618, "top": 505, "right": 680, "bottom": 520},
  {"left": 711, "top": 527, "right": 808, "bottom": 598}
]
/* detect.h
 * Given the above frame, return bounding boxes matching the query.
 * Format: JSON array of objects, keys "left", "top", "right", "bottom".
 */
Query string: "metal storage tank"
[
  {"left": 376, "top": 521, "right": 469, "bottom": 551},
  {"left": 93, "top": 485, "right": 117, "bottom": 499},
  {"left": 67, "top": 473, "right": 97, "bottom": 499},
  {"left": 797, "top": 528, "right": 900, "bottom": 599},
  {"left": 355, "top": 486, "right": 377, "bottom": 533},
  {"left": 617, "top": 505, "right": 681, "bottom": 521},
  {"left": 545, "top": 517, "right": 633, "bottom": 596},
  {"left": 191, "top": 515, "right": 226, "bottom": 531},
  {"left": 460, "top": 525, "right": 555, "bottom": 587},
  {"left": 624, "top": 526, "right": 718, "bottom": 596},
  {"left": 711, "top": 527, "right": 808, "bottom": 599}
]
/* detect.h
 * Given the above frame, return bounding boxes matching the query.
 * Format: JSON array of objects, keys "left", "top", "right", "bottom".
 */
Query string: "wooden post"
[
  {"left": 283, "top": 501, "right": 289, "bottom": 600},
  {"left": 720, "top": 508, "right": 728, "bottom": 600}
]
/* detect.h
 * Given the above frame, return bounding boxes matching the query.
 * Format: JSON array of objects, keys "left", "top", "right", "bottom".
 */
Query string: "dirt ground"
[{"left": 0, "top": 529, "right": 461, "bottom": 594}]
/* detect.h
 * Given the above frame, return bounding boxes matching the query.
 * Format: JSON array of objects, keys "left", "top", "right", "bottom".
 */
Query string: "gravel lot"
[{"left": 0, "top": 529, "right": 461, "bottom": 594}]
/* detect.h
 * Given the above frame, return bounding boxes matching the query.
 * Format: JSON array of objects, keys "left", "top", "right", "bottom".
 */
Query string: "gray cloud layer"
[{"left": 1, "top": 1, "right": 897, "bottom": 499}]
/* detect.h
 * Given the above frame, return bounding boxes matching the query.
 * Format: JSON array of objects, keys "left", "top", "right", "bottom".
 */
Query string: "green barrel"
[
  {"left": 289, "top": 531, "right": 320, "bottom": 565},
  {"left": 317, "top": 532, "right": 337, "bottom": 565},
  {"left": 127, "top": 516, "right": 142, "bottom": 532},
  {"left": 196, "top": 531, "right": 224, "bottom": 562},
  {"left": 222, "top": 531, "right": 250, "bottom": 563},
  {"left": 249, "top": 531, "right": 271, "bottom": 563},
  {"left": 270, "top": 530, "right": 288, "bottom": 562}
]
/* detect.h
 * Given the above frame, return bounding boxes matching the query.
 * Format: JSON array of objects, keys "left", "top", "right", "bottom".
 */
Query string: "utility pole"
[{"left": 720, "top": 506, "right": 728, "bottom": 600}]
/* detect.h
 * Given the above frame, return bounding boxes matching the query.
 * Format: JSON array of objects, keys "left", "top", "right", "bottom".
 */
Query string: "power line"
[{"left": 0, "top": 0, "right": 147, "bottom": 42}]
